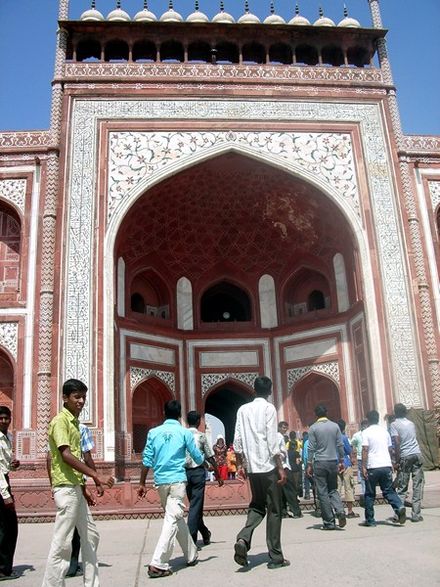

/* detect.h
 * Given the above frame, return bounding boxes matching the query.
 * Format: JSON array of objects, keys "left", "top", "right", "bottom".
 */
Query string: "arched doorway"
[
  {"left": 0, "top": 350, "right": 14, "bottom": 414},
  {"left": 131, "top": 377, "right": 172, "bottom": 454},
  {"left": 293, "top": 372, "right": 341, "bottom": 427},
  {"left": 204, "top": 381, "right": 252, "bottom": 445}
]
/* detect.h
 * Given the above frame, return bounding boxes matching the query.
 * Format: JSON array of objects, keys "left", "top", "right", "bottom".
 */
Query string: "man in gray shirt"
[
  {"left": 390, "top": 403, "right": 425, "bottom": 522},
  {"left": 306, "top": 404, "right": 346, "bottom": 530}
]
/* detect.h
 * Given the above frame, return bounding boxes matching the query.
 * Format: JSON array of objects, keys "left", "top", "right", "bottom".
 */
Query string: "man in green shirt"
[{"left": 42, "top": 379, "right": 113, "bottom": 587}]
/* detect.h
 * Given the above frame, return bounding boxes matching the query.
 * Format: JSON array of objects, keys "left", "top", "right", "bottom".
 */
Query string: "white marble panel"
[
  {"left": 176, "top": 276, "right": 193, "bottom": 330},
  {"left": 259, "top": 274, "right": 278, "bottom": 328},
  {"left": 284, "top": 338, "right": 337, "bottom": 363},
  {"left": 130, "top": 343, "right": 175, "bottom": 366},
  {"left": 200, "top": 350, "right": 259, "bottom": 368}
]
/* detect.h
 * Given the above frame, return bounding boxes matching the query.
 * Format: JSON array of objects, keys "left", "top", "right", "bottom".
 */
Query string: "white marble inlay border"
[
  {"left": 0, "top": 179, "right": 26, "bottom": 214},
  {"left": 0, "top": 322, "right": 18, "bottom": 360},
  {"left": 64, "top": 99, "right": 422, "bottom": 435},
  {"left": 108, "top": 130, "right": 359, "bottom": 220},
  {"left": 428, "top": 181, "right": 440, "bottom": 210}
]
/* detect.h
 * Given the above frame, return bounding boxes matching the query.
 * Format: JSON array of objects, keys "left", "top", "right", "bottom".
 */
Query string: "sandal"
[{"left": 147, "top": 566, "right": 173, "bottom": 579}]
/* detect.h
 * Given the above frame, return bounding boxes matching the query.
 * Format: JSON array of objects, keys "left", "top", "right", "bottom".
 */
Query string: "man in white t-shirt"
[
  {"left": 233, "top": 376, "right": 289, "bottom": 570},
  {"left": 361, "top": 410, "right": 405, "bottom": 527}
]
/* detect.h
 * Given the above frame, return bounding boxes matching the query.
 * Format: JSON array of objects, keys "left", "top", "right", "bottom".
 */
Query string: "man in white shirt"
[
  {"left": 233, "top": 376, "right": 289, "bottom": 570},
  {"left": 390, "top": 403, "right": 425, "bottom": 522},
  {"left": 361, "top": 409, "right": 405, "bottom": 527}
]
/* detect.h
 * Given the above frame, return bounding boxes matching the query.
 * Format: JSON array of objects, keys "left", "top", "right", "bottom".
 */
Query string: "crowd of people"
[{"left": 0, "top": 376, "right": 427, "bottom": 583}]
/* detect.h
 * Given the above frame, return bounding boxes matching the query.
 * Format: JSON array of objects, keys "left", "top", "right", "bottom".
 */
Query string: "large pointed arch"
[{"left": 103, "top": 144, "right": 385, "bottom": 461}]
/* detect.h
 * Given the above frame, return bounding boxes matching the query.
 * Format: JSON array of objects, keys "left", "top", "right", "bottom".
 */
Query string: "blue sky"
[{"left": 0, "top": 0, "right": 438, "bottom": 135}]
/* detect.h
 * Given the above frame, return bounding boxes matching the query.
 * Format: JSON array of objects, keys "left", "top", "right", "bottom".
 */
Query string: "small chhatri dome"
[
  {"left": 238, "top": 1, "right": 261, "bottom": 24},
  {"left": 338, "top": 5, "right": 361, "bottom": 28},
  {"left": 80, "top": 0, "right": 105, "bottom": 21},
  {"left": 212, "top": 1, "right": 235, "bottom": 23},
  {"left": 160, "top": 0, "right": 183, "bottom": 22},
  {"left": 288, "top": 4, "right": 310, "bottom": 26},
  {"left": 107, "top": 0, "right": 131, "bottom": 21},
  {"left": 187, "top": 0, "right": 209, "bottom": 23},
  {"left": 134, "top": 0, "right": 157, "bottom": 22},
  {"left": 314, "top": 6, "right": 335, "bottom": 26},
  {"left": 263, "top": 2, "right": 286, "bottom": 24}
]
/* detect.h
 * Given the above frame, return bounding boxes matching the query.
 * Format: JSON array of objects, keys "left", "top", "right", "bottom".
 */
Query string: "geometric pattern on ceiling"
[{"left": 117, "top": 153, "right": 352, "bottom": 281}]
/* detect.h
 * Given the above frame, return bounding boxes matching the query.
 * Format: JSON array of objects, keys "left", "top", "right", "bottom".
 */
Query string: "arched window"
[
  {"left": 269, "top": 43, "right": 292, "bottom": 65},
  {"left": 215, "top": 42, "right": 239, "bottom": 64},
  {"left": 133, "top": 40, "right": 156, "bottom": 63},
  {"left": 105, "top": 39, "right": 129, "bottom": 62},
  {"left": 347, "top": 46, "right": 370, "bottom": 67},
  {"left": 160, "top": 40, "right": 184, "bottom": 63},
  {"left": 201, "top": 281, "right": 251, "bottom": 322},
  {"left": 129, "top": 270, "right": 170, "bottom": 319},
  {"left": 242, "top": 42, "right": 265, "bottom": 64},
  {"left": 77, "top": 39, "right": 101, "bottom": 62},
  {"left": 188, "top": 41, "right": 211, "bottom": 63},
  {"left": 0, "top": 351, "right": 14, "bottom": 413},
  {"left": 284, "top": 267, "right": 331, "bottom": 319},
  {"left": 295, "top": 44, "right": 319, "bottom": 65},
  {"left": 321, "top": 45, "right": 344, "bottom": 67},
  {"left": 0, "top": 203, "right": 21, "bottom": 296}
]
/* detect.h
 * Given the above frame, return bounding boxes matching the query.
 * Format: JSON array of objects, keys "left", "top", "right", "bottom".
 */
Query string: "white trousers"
[
  {"left": 42, "top": 486, "right": 100, "bottom": 587},
  {"left": 151, "top": 482, "right": 197, "bottom": 570}
]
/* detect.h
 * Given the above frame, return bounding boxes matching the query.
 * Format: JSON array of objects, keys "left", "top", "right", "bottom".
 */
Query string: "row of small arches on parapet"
[
  {"left": 69, "top": 39, "right": 371, "bottom": 68},
  {"left": 79, "top": 1, "right": 362, "bottom": 28}
]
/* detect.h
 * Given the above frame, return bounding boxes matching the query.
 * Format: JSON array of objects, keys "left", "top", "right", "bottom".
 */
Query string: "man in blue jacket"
[{"left": 138, "top": 400, "right": 203, "bottom": 578}]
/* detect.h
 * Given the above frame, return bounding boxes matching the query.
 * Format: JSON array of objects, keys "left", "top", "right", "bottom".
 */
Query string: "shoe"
[
  {"left": 411, "top": 515, "right": 424, "bottom": 522},
  {"left": 397, "top": 507, "right": 406, "bottom": 525},
  {"left": 292, "top": 512, "right": 303, "bottom": 518},
  {"left": 361, "top": 521, "right": 377, "bottom": 527},
  {"left": 186, "top": 558, "right": 198, "bottom": 567},
  {"left": 321, "top": 524, "right": 336, "bottom": 530},
  {"left": 389, "top": 515, "right": 399, "bottom": 523},
  {"left": 346, "top": 512, "right": 360, "bottom": 518},
  {"left": 337, "top": 512, "right": 347, "bottom": 528},
  {"left": 147, "top": 566, "right": 173, "bottom": 579},
  {"left": 404, "top": 500, "right": 412, "bottom": 508},
  {"left": 202, "top": 530, "right": 211, "bottom": 546},
  {"left": 234, "top": 539, "right": 248, "bottom": 566},
  {"left": 0, "top": 571, "right": 19, "bottom": 581},
  {"left": 66, "top": 565, "right": 83, "bottom": 578},
  {"left": 267, "top": 559, "right": 290, "bottom": 569}
]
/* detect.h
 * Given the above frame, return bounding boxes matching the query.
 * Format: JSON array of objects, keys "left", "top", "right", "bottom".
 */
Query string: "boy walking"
[{"left": 42, "top": 379, "right": 113, "bottom": 587}]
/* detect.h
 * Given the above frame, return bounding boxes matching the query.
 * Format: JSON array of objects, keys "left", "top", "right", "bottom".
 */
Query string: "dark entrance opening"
[
  {"left": 205, "top": 383, "right": 252, "bottom": 445},
  {"left": 201, "top": 281, "right": 251, "bottom": 322}
]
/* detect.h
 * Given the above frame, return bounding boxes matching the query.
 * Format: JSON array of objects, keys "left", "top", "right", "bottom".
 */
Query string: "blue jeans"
[{"left": 364, "top": 467, "right": 402, "bottom": 523}]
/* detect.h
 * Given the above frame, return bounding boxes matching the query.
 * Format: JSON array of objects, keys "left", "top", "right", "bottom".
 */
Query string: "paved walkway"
[{"left": 7, "top": 471, "right": 440, "bottom": 586}]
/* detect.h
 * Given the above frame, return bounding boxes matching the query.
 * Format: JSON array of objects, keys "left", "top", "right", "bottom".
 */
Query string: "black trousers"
[
  {"left": 0, "top": 475, "right": 18, "bottom": 576},
  {"left": 236, "top": 468, "right": 284, "bottom": 564},
  {"left": 282, "top": 469, "right": 301, "bottom": 516},
  {"left": 186, "top": 466, "right": 210, "bottom": 543},
  {"left": 67, "top": 527, "right": 81, "bottom": 574}
]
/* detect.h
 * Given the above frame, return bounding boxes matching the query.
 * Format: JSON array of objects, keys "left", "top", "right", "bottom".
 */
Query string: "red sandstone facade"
[{"left": 0, "top": 0, "right": 439, "bottom": 517}]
